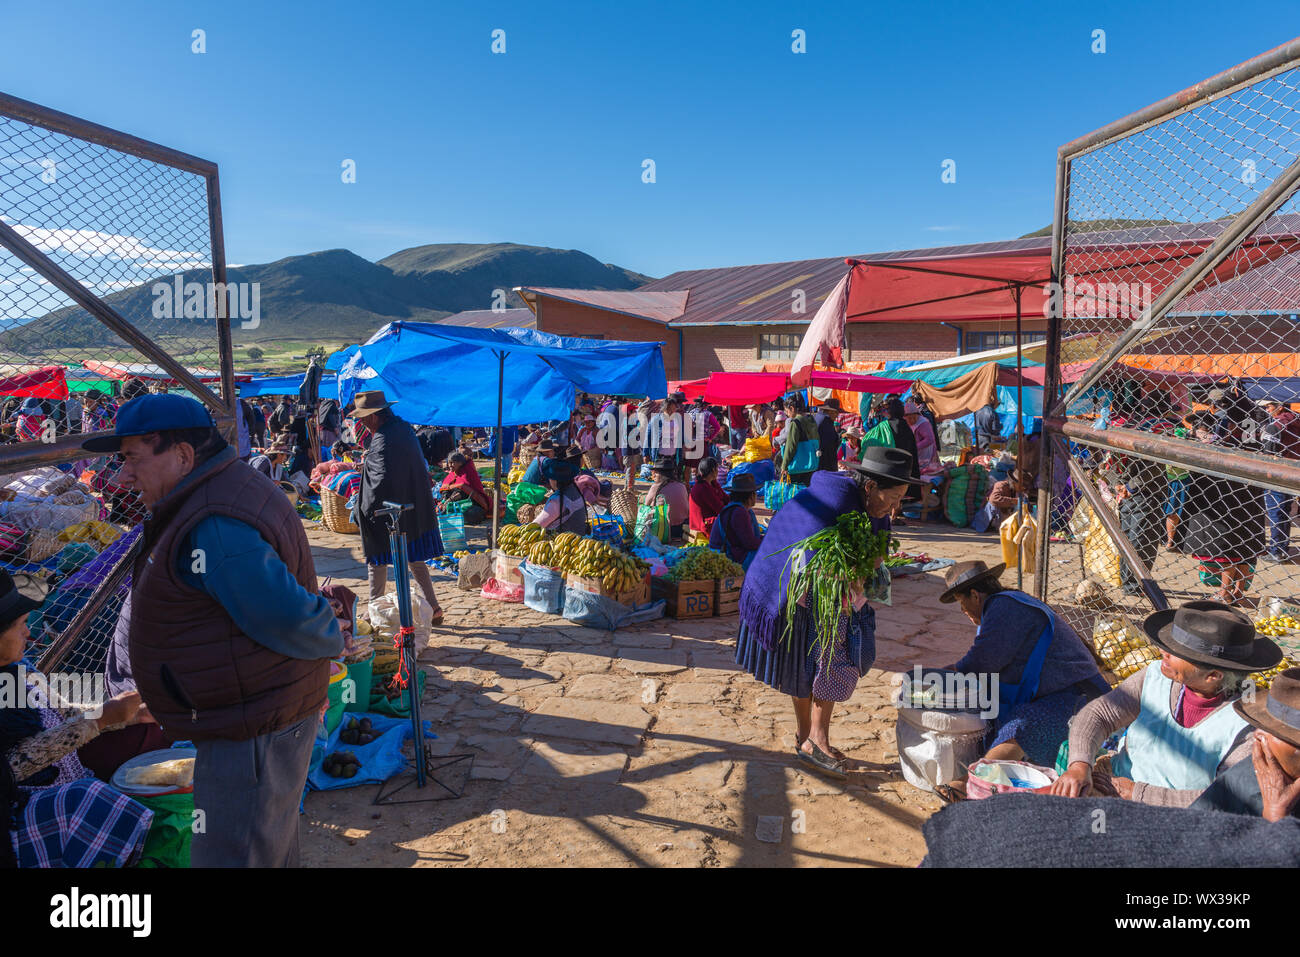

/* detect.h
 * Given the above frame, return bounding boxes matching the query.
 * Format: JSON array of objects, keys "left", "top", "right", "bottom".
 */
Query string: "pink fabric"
[
  {"left": 703, "top": 372, "right": 791, "bottom": 406},
  {"left": 441, "top": 461, "right": 489, "bottom": 509},
  {"left": 790, "top": 272, "right": 849, "bottom": 386}
]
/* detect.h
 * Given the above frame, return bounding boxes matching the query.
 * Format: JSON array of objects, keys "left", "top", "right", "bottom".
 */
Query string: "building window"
[
  {"left": 966, "top": 330, "right": 1046, "bottom": 352},
  {"left": 758, "top": 332, "right": 801, "bottom": 359}
]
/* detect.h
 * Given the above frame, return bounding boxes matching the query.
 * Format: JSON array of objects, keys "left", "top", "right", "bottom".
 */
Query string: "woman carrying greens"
[{"left": 735, "top": 446, "right": 920, "bottom": 779}]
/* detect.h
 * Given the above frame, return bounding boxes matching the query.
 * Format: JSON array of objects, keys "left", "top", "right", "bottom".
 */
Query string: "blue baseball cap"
[{"left": 81, "top": 394, "right": 216, "bottom": 453}]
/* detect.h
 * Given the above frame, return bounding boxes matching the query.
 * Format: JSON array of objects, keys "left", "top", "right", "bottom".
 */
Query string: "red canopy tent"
[
  {"left": 808, "top": 370, "right": 915, "bottom": 393},
  {"left": 0, "top": 365, "right": 68, "bottom": 399},
  {"left": 703, "top": 372, "right": 790, "bottom": 405},
  {"left": 666, "top": 377, "right": 709, "bottom": 401}
]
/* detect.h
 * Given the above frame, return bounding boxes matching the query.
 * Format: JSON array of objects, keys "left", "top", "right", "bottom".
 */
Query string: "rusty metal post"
[
  {"left": 1053, "top": 434, "right": 1169, "bottom": 612},
  {"left": 1035, "top": 153, "right": 1070, "bottom": 599}
]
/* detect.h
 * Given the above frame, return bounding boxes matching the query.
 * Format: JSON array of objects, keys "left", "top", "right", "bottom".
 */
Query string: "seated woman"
[
  {"left": 971, "top": 466, "right": 1028, "bottom": 534},
  {"left": 645, "top": 457, "right": 689, "bottom": 544},
  {"left": 1192, "top": 667, "right": 1300, "bottom": 821},
  {"left": 932, "top": 560, "right": 1109, "bottom": 801},
  {"left": 532, "top": 458, "right": 589, "bottom": 535},
  {"left": 1051, "top": 600, "right": 1283, "bottom": 806},
  {"left": 688, "top": 457, "right": 728, "bottom": 535},
  {"left": 708, "top": 473, "right": 765, "bottom": 569},
  {"left": 440, "top": 451, "right": 494, "bottom": 524},
  {"left": 904, "top": 401, "right": 943, "bottom": 476},
  {"left": 0, "top": 570, "right": 156, "bottom": 868}
]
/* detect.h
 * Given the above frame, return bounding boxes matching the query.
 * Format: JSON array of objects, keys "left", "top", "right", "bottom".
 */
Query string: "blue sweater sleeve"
[{"left": 178, "top": 515, "right": 344, "bottom": 660}]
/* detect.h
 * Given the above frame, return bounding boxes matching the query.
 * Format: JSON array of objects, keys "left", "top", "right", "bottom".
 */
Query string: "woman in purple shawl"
[{"left": 735, "top": 447, "right": 919, "bottom": 779}]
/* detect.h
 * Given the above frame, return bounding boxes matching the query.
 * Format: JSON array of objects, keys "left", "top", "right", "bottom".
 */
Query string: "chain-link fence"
[
  {"left": 0, "top": 93, "right": 232, "bottom": 676},
  {"left": 1037, "top": 40, "right": 1300, "bottom": 687}
]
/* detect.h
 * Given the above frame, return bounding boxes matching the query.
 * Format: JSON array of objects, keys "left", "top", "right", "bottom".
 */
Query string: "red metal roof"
[{"left": 517, "top": 288, "right": 688, "bottom": 324}]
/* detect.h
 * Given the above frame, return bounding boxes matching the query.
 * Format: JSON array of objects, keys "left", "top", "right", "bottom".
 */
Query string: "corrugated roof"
[
  {"left": 437, "top": 307, "right": 536, "bottom": 329},
  {"left": 515, "top": 287, "right": 688, "bottom": 324},
  {"left": 521, "top": 218, "right": 1300, "bottom": 329}
]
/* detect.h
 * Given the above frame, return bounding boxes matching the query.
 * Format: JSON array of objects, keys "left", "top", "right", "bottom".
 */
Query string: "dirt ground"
[{"left": 299, "top": 508, "right": 1010, "bottom": 868}]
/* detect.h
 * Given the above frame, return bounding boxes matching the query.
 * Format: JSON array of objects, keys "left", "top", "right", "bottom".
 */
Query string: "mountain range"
[{"left": 1, "top": 242, "right": 652, "bottom": 353}]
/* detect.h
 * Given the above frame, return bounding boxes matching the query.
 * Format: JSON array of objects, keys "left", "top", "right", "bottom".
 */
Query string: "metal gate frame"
[
  {"left": 0, "top": 93, "right": 234, "bottom": 673},
  {"left": 1034, "top": 37, "right": 1300, "bottom": 608},
  {"left": 0, "top": 91, "right": 235, "bottom": 463}
]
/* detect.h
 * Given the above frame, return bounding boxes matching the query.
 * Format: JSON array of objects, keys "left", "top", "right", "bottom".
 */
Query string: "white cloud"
[
  {"left": 0, "top": 216, "right": 208, "bottom": 268},
  {"left": 924, "top": 225, "right": 962, "bottom": 232}
]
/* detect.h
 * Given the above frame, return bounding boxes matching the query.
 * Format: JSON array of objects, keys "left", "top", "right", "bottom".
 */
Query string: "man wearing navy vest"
[{"left": 85, "top": 395, "right": 343, "bottom": 867}]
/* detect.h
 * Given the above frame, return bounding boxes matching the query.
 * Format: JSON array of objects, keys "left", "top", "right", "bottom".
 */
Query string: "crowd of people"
[{"left": 3, "top": 371, "right": 1299, "bottom": 871}]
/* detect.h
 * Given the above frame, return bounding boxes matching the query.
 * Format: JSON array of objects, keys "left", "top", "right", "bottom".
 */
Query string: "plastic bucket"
[
  {"left": 325, "top": 660, "right": 348, "bottom": 734},
  {"left": 895, "top": 706, "right": 990, "bottom": 793},
  {"left": 343, "top": 651, "right": 374, "bottom": 714}
]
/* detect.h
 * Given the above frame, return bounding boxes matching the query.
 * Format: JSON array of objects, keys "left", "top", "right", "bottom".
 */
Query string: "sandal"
[
  {"left": 797, "top": 743, "right": 848, "bottom": 780},
  {"left": 932, "top": 783, "right": 965, "bottom": 804}
]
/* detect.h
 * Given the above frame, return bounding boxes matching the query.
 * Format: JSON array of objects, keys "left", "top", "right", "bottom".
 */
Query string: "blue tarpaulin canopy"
[
  {"left": 338, "top": 323, "right": 667, "bottom": 427},
  {"left": 239, "top": 373, "right": 338, "bottom": 401}
]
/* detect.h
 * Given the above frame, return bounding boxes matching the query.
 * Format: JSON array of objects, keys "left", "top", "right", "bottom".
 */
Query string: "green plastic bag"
[
  {"left": 132, "top": 791, "right": 194, "bottom": 868},
  {"left": 635, "top": 501, "right": 670, "bottom": 544},
  {"left": 507, "top": 481, "right": 549, "bottom": 509},
  {"left": 369, "top": 667, "right": 428, "bottom": 718}
]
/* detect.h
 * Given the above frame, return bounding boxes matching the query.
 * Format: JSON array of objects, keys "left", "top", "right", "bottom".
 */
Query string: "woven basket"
[
  {"left": 516, "top": 503, "right": 539, "bottom": 525},
  {"left": 582, "top": 448, "right": 602, "bottom": 470},
  {"left": 609, "top": 489, "right": 640, "bottom": 525},
  {"left": 320, "top": 487, "right": 359, "bottom": 534}
]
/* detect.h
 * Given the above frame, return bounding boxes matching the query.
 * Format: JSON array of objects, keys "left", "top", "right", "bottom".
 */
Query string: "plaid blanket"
[{"left": 13, "top": 778, "right": 153, "bottom": 868}]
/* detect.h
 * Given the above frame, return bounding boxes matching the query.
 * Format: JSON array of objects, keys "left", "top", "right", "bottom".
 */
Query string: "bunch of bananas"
[
  {"left": 666, "top": 547, "right": 744, "bottom": 582},
  {"left": 1092, "top": 618, "right": 1160, "bottom": 681},
  {"left": 497, "top": 522, "right": 546, "bottom": 557},
  {"left": 1254, "top": 656, "right": 1298, "bottom": 689},
  {"left": 567, "top": 537, "right": 648, "bottom": 594},
  {"left": 542, "top": 532, "right": 586, "bottom": 572},
  {"left": 1256, "top": 614, "right": 1299, "bottom": 637}
]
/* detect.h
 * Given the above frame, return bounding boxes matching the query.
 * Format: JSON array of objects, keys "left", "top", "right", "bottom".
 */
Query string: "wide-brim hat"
[
  {"left": 819, "top": 398, "right": 844, "bottom": 413},
  {"left": 0, "top": 568, "right": 40, "bottom": 629},
  {"left": 726, "top": 472, "right": 758, "bottom": 494},
  {"left": 939, "top": 560, "right": 1007, "bottom": 603},
  {"left": 266, "top": 437, "right": 296, "bottom": 456},
  {"left": 651, "top": 456, "right": 678, "bottom": 474},
  {"left": 351, "top": 390, "right": 392, "bottom": 417},
  {"left": 848, "top": 446, "right": 924, "bottom": 487},
  {"left": 1235, "top": 667, "right": 1300, "bottom": 749},
  {"left": 1142, "top": 600, "right": 1283, "bottom": 672}
]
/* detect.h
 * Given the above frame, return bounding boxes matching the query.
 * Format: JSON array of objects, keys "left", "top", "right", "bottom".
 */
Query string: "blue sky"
[{"left": 1, "top": 1, "right": 1296, "bottom": 278}]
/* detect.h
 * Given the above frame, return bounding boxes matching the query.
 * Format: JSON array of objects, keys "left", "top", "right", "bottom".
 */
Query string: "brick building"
[{"left": 515, "top": 237, "right": 1052, "bottom": 381}]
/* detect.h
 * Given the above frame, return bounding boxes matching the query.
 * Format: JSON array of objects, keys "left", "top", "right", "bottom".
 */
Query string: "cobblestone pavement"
[{"left": 300, "top": 514, "right": 1009, "bottom": 867}]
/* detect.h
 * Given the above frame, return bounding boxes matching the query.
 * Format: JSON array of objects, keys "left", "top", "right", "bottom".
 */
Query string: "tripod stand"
[{"left": 373, "top": 500, "right": 473, "bottom": 804}]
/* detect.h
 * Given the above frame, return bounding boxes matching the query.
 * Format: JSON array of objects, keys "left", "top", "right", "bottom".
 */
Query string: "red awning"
[
  {"left": 809, "top": 370, "right": 914, "bottom": 393},
  {"left": 82, "top": 360, "right": 250, "bottom": 384},
  {"left": 666, "top": 377, "right": 709, "bottom": 401},
  {"left": 843, "top": 224, "right": 1299, "bottom": 323},
  {"left": 703, "top": 372, "right": 790, "bottom": 405},
  {"left": 0, "top": 365, "right": 68, "bottom": 399}
]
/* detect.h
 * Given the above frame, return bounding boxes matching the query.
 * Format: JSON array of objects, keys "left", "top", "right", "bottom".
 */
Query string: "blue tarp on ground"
[
  {"left": 338, "top": 323, "right": 667, "bottom": 426},
  {"left": 239, "top": 373, "right": 338, "bottom": 400}
]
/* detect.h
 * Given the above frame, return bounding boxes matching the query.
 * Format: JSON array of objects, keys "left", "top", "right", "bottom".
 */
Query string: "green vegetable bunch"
[{"left": 779, "top": 512, "right": 892, "bottom": 659}]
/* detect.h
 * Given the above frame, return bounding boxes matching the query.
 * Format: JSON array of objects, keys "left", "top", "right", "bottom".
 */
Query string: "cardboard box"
[
  {"left": 714, "top": 573, "right": 744, "bottom": 617},
  {"left": 492, "top": 548, "right": 526, "bottom": 587},
  {"left": 652, "top": 577, "right": 714, "bottom": 619},
  {"left": 567, "top": 571, "right": 650, "bottom": 608}
]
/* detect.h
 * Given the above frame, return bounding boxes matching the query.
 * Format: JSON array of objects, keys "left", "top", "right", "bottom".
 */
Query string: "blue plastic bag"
[
  {"left": 438, "top": 512, "right": 467, "bottom": 553},
  {"left": 307, "top": 712, "right": 438, "bottom": 791},
  {"left": 520, "top": 559, "right": 565, "bottom": 615},
  {"left": 561, "top": 586, "right": 666, "bottom": 630}
]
